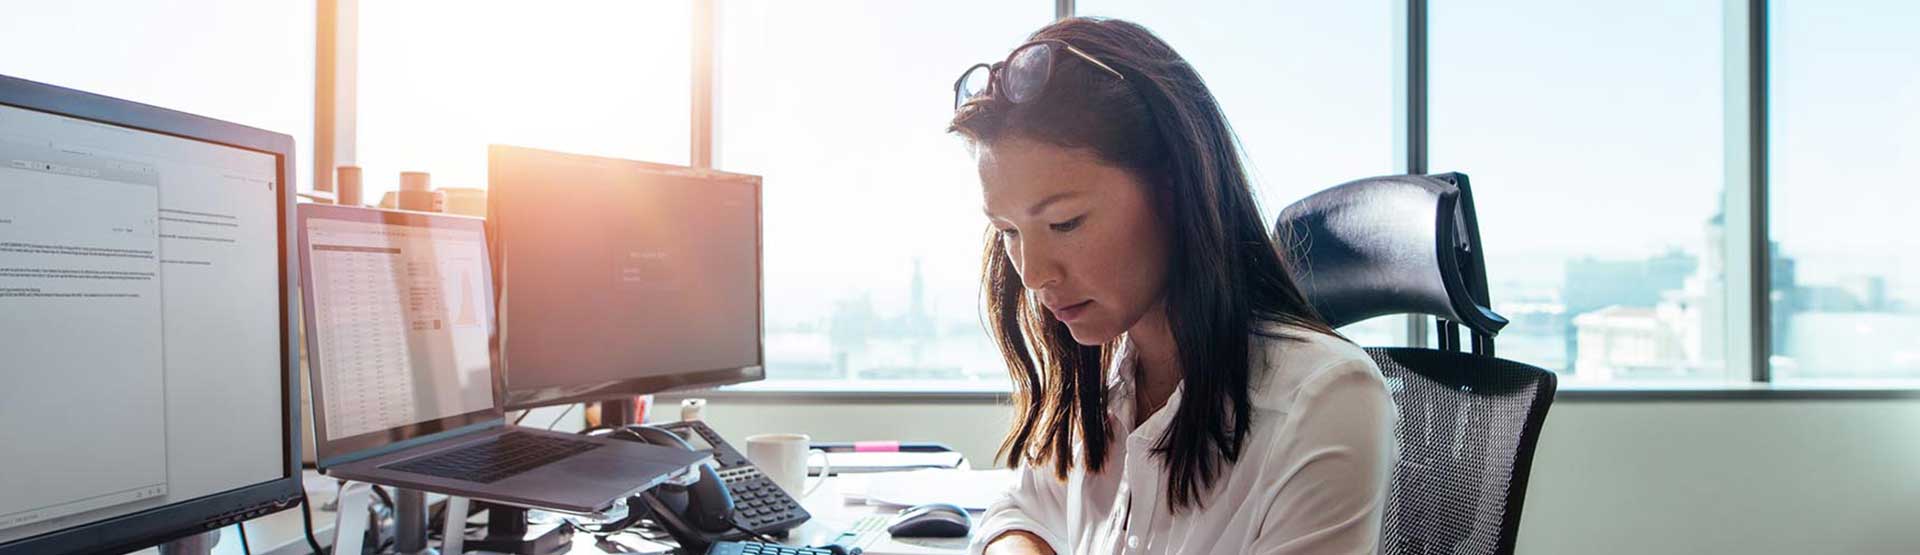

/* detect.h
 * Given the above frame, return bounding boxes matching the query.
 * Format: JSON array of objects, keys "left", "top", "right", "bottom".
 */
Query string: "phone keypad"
[{"left": 719, "top": 466, "right": 809, "bottom": 531}]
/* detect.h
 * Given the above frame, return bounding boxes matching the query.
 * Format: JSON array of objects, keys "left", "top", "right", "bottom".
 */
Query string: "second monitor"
[{"left": 488, "top": 145, "right": 764, "bottom": 410}]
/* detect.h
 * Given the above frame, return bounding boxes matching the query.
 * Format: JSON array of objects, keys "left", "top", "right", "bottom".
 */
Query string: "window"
[
  {"left": 1431, "top": 0, "right": 1731, "bottom": 383},
  {"left": 1768, "top": 1, "right": 1920, "bottom": 382},
  {"left": 1077, "top": 0, "right": 1401, "bottom": 346},
  {"left": 319, "top": 0, "right": 1910, "bottom": 392},
  {"left": 356, "top": 0, "right": 690, "bottom": 203},
  {"left": 0, "top": 1, "right": 315, "bottom": 191},
  {"left": 717, "top": 0, "right": 1051, "bottom": 387}
]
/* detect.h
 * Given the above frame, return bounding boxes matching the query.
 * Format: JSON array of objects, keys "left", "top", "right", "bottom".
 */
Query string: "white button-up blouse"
[{"left": 969, "top": 323, "right": 1398, "bottom": 555}]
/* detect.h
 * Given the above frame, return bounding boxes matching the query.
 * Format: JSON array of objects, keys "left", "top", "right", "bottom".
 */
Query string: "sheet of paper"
[{"left": 861, "top": 469, "right": 1017, "bottom": 511}]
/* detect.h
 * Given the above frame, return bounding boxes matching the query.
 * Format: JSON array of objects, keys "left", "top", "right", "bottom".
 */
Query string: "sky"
[{"left": 1770, "top": 0, "right": 1920, "bottom": 288}]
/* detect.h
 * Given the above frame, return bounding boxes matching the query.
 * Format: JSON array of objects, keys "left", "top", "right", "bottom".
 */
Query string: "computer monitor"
[
  {"left": 487, "top": 145, "right": 764, "bottom": 410},
  {"left": 0, "top": 75, "right": 302, "bottom": 554}
]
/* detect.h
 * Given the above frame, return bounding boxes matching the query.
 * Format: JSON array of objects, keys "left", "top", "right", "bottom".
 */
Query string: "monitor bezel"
[
  {"left": 486, "top": 145, "right": 767, "bottom": 411},
  {"left": 0, "top": 74, "right": 303, "bottom": 555},
  {"left": 294, "top": 204, "right": 506, "bottom": 468}
]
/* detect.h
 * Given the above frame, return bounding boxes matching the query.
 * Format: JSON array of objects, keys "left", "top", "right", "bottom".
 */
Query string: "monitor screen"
[
  {"left": 0, "top": 78, "right": 295, "bottom": 551},
  {"left": 298, "top": 206, "right": 500, "bottom": 465},
  {"left": 488, "top": 145, "right": 764, "bottom": 409}
]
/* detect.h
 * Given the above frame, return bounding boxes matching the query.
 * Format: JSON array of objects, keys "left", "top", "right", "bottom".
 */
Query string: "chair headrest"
[{"left": 1274, "top": 173, "right": 1507, "bottom": 335}]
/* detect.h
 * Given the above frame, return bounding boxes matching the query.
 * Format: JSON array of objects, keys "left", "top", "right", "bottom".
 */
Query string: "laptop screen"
[{"left": 297, "top": 205, "right": 502, "bottom": 466}]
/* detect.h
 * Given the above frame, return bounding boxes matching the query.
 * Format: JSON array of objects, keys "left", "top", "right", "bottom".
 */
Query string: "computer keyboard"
[
  {"left": 382, "top": 431, "right": 600, "bottom": 483},
  {"left": 826, "top": 515, "right": 890, "bottom": 551},
  {"left": 706, "top": 541, "right": 837, "bottom": 555}
]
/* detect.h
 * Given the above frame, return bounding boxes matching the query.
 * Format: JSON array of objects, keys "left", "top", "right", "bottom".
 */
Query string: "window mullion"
[
  {"left": 1722, "top": 0, "right": 1768, "bottom": 383},
  {"left": 693, "top": 0, "right": 718, "bottom": 169},
  {"left": 1395, "top": 0, "right": 1430, "bottom": 348}
]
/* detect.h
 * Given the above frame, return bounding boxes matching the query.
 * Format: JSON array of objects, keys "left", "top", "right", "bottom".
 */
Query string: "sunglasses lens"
[
  {"left": 1005, "top": 43, "right": 1055, "bottom": 104},
  {"left": 959, "top": 65, "right": 993, "bottom": 103}
]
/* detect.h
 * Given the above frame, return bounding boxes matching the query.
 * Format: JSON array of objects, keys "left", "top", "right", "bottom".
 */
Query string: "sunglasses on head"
[{"left": 954, "top": 39, "right": 1126, "bottom": 111}]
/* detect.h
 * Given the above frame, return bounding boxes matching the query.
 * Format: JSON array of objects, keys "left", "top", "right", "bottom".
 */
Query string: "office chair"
[{"left": 1274, "top": 173, "right": 1556, "bottom": 555}]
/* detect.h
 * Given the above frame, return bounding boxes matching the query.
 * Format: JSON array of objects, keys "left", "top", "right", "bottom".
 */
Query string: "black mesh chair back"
[
  {"left": 1367, "top": 348, "right": 1554, "bottom": 555},
  {"left": 1275, "top": 173, "right": 1556, "bottom": 555}
]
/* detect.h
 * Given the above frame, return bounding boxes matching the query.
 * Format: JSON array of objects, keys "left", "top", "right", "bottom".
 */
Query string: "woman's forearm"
[{"left": 983, "top": 530, "right": 1056, "bottom": 555}]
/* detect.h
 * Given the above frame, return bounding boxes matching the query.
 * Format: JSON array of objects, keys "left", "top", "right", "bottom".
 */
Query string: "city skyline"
[{"left": 759, "top": 200, "right": 1918, "bottom": 385}]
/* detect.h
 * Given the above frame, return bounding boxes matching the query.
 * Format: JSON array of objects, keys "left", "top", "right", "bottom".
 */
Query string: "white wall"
[
  {"left": 657, "top": 394, "right": 1920, "bottom": 554},
  {"left": 1519, "top": 400, "right": 1920, "bottom": 554}
]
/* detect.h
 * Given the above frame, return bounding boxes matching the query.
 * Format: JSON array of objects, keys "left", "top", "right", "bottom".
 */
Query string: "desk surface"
[
  {"left": 216, "top": 471, "right": 967, "bottom": 555},
  {"left": 544, "top": 474, "right": 968, "bottom": 555}
]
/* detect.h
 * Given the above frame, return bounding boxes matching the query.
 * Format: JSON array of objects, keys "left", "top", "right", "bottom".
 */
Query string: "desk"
[{"left": 229, "top": 471, "right": 968, "bottom": 555}]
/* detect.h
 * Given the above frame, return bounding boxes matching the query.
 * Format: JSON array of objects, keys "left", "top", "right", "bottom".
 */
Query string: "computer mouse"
[{"left": 886, "top": 502, "right": 973, "bottom": 538}]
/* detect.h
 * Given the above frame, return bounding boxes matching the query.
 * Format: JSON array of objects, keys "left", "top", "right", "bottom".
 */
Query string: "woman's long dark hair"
[{"left": 950, "top": 17, "right": 1339, "bottom": 511}]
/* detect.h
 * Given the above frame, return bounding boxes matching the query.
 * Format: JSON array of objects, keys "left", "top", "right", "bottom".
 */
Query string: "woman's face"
[{"left": 979, "top": 136, "right": 1170, "bottom": 346}]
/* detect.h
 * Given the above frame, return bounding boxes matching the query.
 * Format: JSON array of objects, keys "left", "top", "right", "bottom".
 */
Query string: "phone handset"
[{"left": 611, "top": 425, "right": 737, "bottom": 551}]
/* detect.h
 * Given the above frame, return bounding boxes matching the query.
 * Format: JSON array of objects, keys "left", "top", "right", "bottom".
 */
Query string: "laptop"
[{"left": 296, "top": 204, "right": 709, "bottom": 515}]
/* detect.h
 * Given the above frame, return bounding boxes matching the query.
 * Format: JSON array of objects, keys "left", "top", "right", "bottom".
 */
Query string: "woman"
[{"left": 950, "top": 18, "right": 1397, "bottom": 555}]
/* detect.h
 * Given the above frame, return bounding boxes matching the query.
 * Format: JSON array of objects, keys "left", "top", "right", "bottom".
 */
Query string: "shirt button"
[{"left": 1127, "top": 535, "right": 1141, "bottom": 549}]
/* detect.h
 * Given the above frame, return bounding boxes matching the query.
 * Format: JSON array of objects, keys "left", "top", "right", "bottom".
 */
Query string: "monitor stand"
[
  {"left": 157, "top": 530, "right": 219, "bottom": 555},
  {"left": 332, "top": 481, "right": 375, "bottom": 555},
  {"left": 394, "top": 488, "right": 437, "bottom": 555},
  {"left": 593, "top": 398, "right": 643, "bottom": 427},
  {"left": 464, "top": 502, "right": 573, "bottom": 555},
  {"left": 333, "top": 482, "right": 475, "bottom": 554}
]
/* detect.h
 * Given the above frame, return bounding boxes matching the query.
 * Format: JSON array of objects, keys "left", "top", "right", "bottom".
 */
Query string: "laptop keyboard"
[{"left": 383, "top": 431, "right": 602, "bottom": 484}]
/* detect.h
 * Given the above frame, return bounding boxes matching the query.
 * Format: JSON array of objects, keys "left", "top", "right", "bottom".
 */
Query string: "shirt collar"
[
  {"left": 1106, "top": 333, "right": 1184, "bottom": 440},
  {"left": 1107, "top": 333, "right": 1136, "bottom": 393}
]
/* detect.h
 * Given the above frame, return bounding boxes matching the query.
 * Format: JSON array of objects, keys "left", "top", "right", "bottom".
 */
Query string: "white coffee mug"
[{"left": 744, "top": 433, "right": 830, "bottom": 499}]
